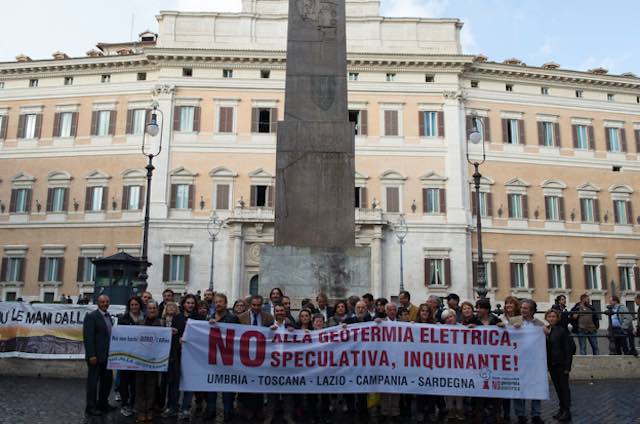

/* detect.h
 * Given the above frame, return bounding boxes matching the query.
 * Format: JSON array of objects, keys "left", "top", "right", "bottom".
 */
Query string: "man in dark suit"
[
  {"left": 345, "top": 300, "right": 373, "bottom": 422},
  {"left": 83, "top": 294, "right": 114, "bottom": 416},
  {"left": 316, "top": 293, "right": 334, "bottom": 321}
]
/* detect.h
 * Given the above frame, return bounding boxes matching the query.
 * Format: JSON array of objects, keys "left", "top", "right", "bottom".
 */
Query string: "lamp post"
[
  {"left": 394, "top": 215, "right": 408, "bottom": 293},
  {"left": 467, "top": 116, "right": 487, "bottom": 299},
  {"left": 207, "top": 212, "right": 223, "bottom": 291},
  {"left": 138, "top": 103, "right": 164, "bottom": 291}
]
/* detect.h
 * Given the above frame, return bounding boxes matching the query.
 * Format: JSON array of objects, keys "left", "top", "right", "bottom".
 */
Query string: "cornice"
[{"left": 0, "top": 55, "right": 153, "bottom": 78}]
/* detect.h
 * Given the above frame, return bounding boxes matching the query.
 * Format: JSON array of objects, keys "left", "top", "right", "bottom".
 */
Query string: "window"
[
  {"left": 179, "top": 106, "right": 195, "bottom": 132},
  {"left": 545, "top": 196, "right": 560, "bottom": 221},
  {"left": 424, "top": 188, "right": 442, "bottom": 213},
  {"left": 470, "top": 80, "right": 479, "bottom": 88},
  {"left": 575, "top": 125, "right": 589, "bottom": 149},
  {"left": 585, "top": 265, "right": 600, "bottom": 290},
  {"left": 541, "top": 122, "right": 554, "bottom": 147},
  {"left": 4, "top": 257, "right": 24, "bottom": 282},
  {"left": 506, "top": 119, "right": 519, "bottom": 144},
  {"left": 348, "top": 110, "right": 368, "bottom": 136},
  {"left": 43, "top": 292, "right": 55, "bottom": 303},
  {"left": 354, "top": 186, "right": 367, "bottom": 209},
  {"left": 56, "top": 112, "right": 73, "bottom": 138},
  {"left": 48, "top": 187, "right": 67, "bottom": 212},
  {"left": 0, "top": 82, "right": 5, "bottom": 89},
  {"left": 215, "top": 184, "right": 231, "bottom": 210},
  {"left": 252, "top": 108, "right": 277, "bottom": 134},
  {"left": 549, "top": 264, "right": 564, "bottom": 289},
  {"left": 427, "top": 259, "right": 449, "bottom": 286},
  {"left": 541, "top": 86, "right": 549, "bottom": 95},
  {"left": 607, "top": 93, "right": 615, "bottom": 102},
  {"left": 11, "top": 188, "right": 30, "bottom": 213},
  {"left": 96, "top": 111, "right": 111, "bottom": 136},
  {"left": 131, "top": 109, "right": 147, "bottom": 135},
  {"left": 512, "top": 263, "right": 527, "bottom": 288},
  {"left": 385, "top": 187, "right": 400, "bottom": 213},
  {"left": 101, "top": 74, "right": 111, "bottom": 83},
  {"left": 218, "top": 107, "right": 234, "bottom": 133},
  {"left": 44, "top": 257, "right": 62, "bottom": 282},
  {"left": 425, "top": 74, "right": 435, "bottom": 83},
  {"left": 170, "top": 255, "right": 186, "bottom": 282},
  {"left": 79, "top": 257, "right": 97, "bottom": 283},
  {"left": 182, "top": 68, "right": 193, "bottom": 77},
  {"left": 174, "top": 184, "right": 191, "bottom": 209},
  {"left": 260, "top": 70, "right": 271, "bottom": 79},
  {"left": 580, "top": 198, "right": 597, "bottom": 223},
  {"left": 613, "top": 200, "right": 630, "bottom": 224},
  {"left": 505, "top": 84, "right": 513, "bottom": 92},
  {"left": 87, "top": 186, "right": 104, "bottom": 212},
  {"left": 348, "top": 73, "right": 359, "bottom": 81},
  {"left": 386, "top": 73, "right": 396, "bottom": 82},
  {"left": 473, "top": 191, "right": 489, "bottom": 217},
  {"left": 64, "top": 76, "right": 73, "bottom": 86},
  {"left": 509, "top": 194, "right": 524, "bottom": 219},
  {"left": 421, "top": 111, "right": 438, "bottom": 137},
  {"left": 222, "top": 69, "right": 233, "bottom": 78},
  {"left": 575, "top": 90, "right": 583, "bottom": 98},
  {"left": 619, "top": 266, "right": 634, "bottom": 291},
  {"left": 637, "top": 96, "right": 640, "bottom": 104},
  {"left": 607, "top": 128, "right": 622, "bottom": 152},
  {"left": 126, "top": 185, "right": 142, "bottom": 210},
  {"left": 250, "top": 185, "right": 272, "bottom": 207},
  {"left": 23, "top": 114, "right": 38, "bottom": 139},
  {"left": 5, "top": 292, "right": 17, "bottom": 301},
  {"left": 383, "top": 110, "right": 399, "bottom": 136},
  {"left": 137, "top": 72, "right": 147, "bottom": 81},
  {"left": 29, "top": 79, "right": 38, "bottom": 88}
]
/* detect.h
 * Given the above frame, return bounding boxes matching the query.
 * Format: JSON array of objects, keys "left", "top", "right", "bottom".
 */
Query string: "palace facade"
[{"left": 1, "top": 0, "right": 639, "bottom": 316}]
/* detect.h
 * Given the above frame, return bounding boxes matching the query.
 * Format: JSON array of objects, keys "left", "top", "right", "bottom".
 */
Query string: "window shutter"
[
  {"left": 605, "top": 127, "right": 611, "bottom": 151},
  {"left": 594, "top": 199, "right": 601, "bottom": 222},
  {"left": 483, "top": 117, "right": 491, "bottom": 141},
  {"left": 360, "top": 187, "right": 368, "bottom": 209},
  {"left": 162, "top": 255, "right": 170, "bottom": 282},
  {"left": 424, "top": 259, "right": 431, "bottom": 286},
  {"left": 522, "top": 194, "right": 529, "bottom": 219},
  {"left": 620, "top": 128, "right": 628, "bottom": 152},
  {"left": 634, "top": 266, "right": 640, "bottom": 291},
  {"left": 419, "top": 111, "right": 425, "bottom": 137},
  {"left": 84, "top": 187, "right": 92, "bottom": 211},
  {"left": 559, "top": 197, "right": 566, "bottom": 221},
  {"left": 9, "top": 189, "right": 17, "bottom": 213},
  {"left": 444, "top": 258, "right": 451, "bottom": 285},
  {"left": 226, "top": 107, "right": 234, "bottom": 133},
  {"left": 138, "top": 185, "right": 145, "bottom": 210},
  {"left": 600, "top": 265, "right": 608, "bottom": 290},
  {"left": 437, "top": 111, "right": 445, "bottom": 137},
  {"left": 537, "top": 121, "right": 545, "bottom": 146},
  {"left": 583, "top": 265, "right": 590, "bottom": 288},
  {"left": 588, "top": 126, "right": 595, "bottom": 150},
  {"left": 216, "top": 184, "right": 230, "bottom": 210},
  {"left": 544, "top": 196, "right": 550, "bottom": 220},
  {"left": 510, "top": 263, "right": 516, "bottom": 288},
  {"left": 267, "top": 185, "right": 275, "bottom": 208},
  {"left": 564, "top": 264, "right": 572, "bottom": 289},
  {"left": 386, "top": 187, "right": 399, "bottom": 212},
  {"left": 90, "top": 111, "right": 98, "bottom": 136},
  {"left": 554, "top": 123, "right": 561, "bottom": 148},
  {"left": 101, "top": 187, "right": 109, "bottom": 211},
  {"left": 465, "top": 115, "right": 473, "bottom": 139},
  {"left": 250, "top": 185, "right": 257, "bottom": 207},
  {"left": 193, "top": 106, "right": 201, "bottom": 132},
  {"left": 108, "top": 111, "right": 116, "bottom": 136},
  {"left": 62, "top": 188, "right": 68, "bottom": 212},
  {"left": 25, "top": 189, "right": 33, "bottom": 213},
  {"left": 38, "top": 257, "right": 46, "bottom": 282},
  {"left": 19, "top": 258, "right": 26, "bottom": 282},
  {"left": 487, "top": 193, "right": 493, "bottom": 217},
  {"left": 17, "top": 114, "right": 25, "bottom": 139},
  {"left": 53, "top": 113, "right": 61, "bottom": 138},
  {"left": 501, "top": 119, "right": 509, "bottom": 143},
  {"left": 635, "top": 130, "right": 640, "bottom": 154},
  {"left": 618, "top": 266, "right": 625, "bottom": 289},
  {"left": 0, "top": 258, "right": 6, "bottom": 281},
  {"left": 507, "top": 194, "right": 514, "bottom": 218},
  {"left": 270, "top": 108, "right": 278, "bottom": 133},
  {"left": 471, "top": 192, "right": 477, "bottom": 217},
  {"left": 173, "top": 106, "right": 181, "bottom": 131},
  {"left": 34, "top": 114, "right": 42, "bottom": 139},
  {"left": 218, "top": 107, "right": 227, "bottom": 133},
  {"left": 71, "top": 112, "right": 79, "bottom": 137},
  {"left": 490, "top": 262, "right": 498, "bottom": 288},
  {"left": 45, "top": 188, "right": 54, "bottom": 212},
  {"left": 126, "top": 109, "right": 134, "bottom": 134},
  {"left": 518, "top": 119, "right": 525, "bottom": 145},
  {"left": 422, "top": 188, "right": 428, "bottom": 213},
  {"left": 0, "top": 115, "right": 7, "bottom": 140},
  {"left": 187, "top": 185, "right": 195, "bottom": 209},
  {"left": 77, "top": 257, "right": 85, "bottom": 282},
  {"left": 385, "top": 110, "right": 398, "bottom": 136},
  {"left": 439, "top": 189, "right": 447, "bottom": 213},
  {"left": 547, "top": 264, "right": 553, "bottom": 288},
  {"left": 121, "top": 186, "right": 130, "bottom": 210},
  {"left": 251, "top": 108, "right": 259, "bottom": 133},
  {"left": 527, "top": 262, "right": 534, "bottom": 288},
  {"left": 580, "top": 198, "right": 586, "bottom": 222},
  {"left": 572, "top": 125, "right": 578, "bottom": 148},
  {"left": 170, "top": 184, "right": 177, "bottom": 209},
  {"left": 184, "top": 256, "right": 190, "bottom": 283},
  {"left": 626, "top": 201, "right": 633, "bottom": 225},
  {"left": 360, "top": 110, "right": 368, "bottom": 136},
  {"left": 613, "top": 201, "right": 620, "bottom": 224},
  {"left": 58, "top": 258, "right": 65, "bottom": 282}
]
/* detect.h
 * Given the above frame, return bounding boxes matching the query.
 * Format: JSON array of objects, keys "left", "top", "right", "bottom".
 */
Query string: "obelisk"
[{"left": 260, "top": 0, "right": 370, "bottom": 299}]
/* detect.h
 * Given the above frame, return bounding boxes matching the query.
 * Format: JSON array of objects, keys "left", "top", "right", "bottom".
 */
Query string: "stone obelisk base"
[{"left": 259, "top": 245, "right": 371, "bottom": 301}]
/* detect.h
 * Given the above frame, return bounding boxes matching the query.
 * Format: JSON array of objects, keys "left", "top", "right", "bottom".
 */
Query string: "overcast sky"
[{"left": 1, "top": 0, "right": 638, "bottom": 74}]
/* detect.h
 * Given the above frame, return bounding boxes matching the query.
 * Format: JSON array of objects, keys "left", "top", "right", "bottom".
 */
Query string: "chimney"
[{"left": 15, "top": 54, "right": 32, "bottom": 62}]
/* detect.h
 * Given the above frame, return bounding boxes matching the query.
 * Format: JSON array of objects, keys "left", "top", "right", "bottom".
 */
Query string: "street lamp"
[
  {"left": 467, "top": 115, "right": 487, "bottom": 299},
  {"left": 138, "top": 103, "right": 164, "bottom": 291},
  {"left": 394, "top": 215, "right": 408, "bottom": 293},
  {"left": 207, "top": 212, "right": 224, "bottom": 291}
]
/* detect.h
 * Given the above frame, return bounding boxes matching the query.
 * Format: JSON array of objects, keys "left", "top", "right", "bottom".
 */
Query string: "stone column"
[
  {"left": 371, "top": 226, "right": 383, "bottom": 298},
  {"left": 149, "top": 84, "right": 175, "bottom": 220},
  {"left": 230, "top": 223, "right": 244, "bottom": 301}
]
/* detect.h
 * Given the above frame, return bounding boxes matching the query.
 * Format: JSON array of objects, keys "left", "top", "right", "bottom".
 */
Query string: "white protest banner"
[
  {"left": 107, "top": 325, "right": 171, "bottom": 372},
  {"left": 0, "top": 302, "right": 124, "bottom": 359},
  {"left": 180, "top": 321, "right": 549, "bottom": 399}
]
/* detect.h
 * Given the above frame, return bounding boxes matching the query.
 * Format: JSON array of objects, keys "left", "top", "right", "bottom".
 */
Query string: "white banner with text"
[
  {"left": 180, "top": 321, "right": 549, "bottom": 399},
  {"left": 107, "top": 325, "right": 171, "bottom": 371}
]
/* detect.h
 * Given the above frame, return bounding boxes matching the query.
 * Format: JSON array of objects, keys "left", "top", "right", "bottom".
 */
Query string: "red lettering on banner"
[
  {"left": 208, "top": 327, "right": 235, "bottom": 365},
  {"left": 239, "top": 331, "right": 266, "bottom": 367}
]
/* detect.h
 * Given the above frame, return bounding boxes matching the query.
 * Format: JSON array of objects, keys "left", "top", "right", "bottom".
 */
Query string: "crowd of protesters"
[{"left": 83, "top": 289, "right": 640, "bottom": 423}]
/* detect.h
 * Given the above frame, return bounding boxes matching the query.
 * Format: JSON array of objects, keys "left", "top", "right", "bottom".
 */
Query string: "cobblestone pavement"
[{"left": 0, "top": 377, "right": 638, "bottom": 424}]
